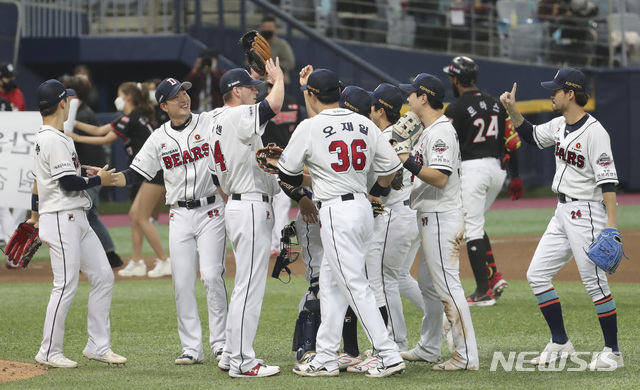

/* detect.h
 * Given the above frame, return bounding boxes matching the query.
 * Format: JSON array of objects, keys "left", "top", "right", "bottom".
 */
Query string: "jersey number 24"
[{"left": 472, "top": 115, "right": 499, "bottom": 144}]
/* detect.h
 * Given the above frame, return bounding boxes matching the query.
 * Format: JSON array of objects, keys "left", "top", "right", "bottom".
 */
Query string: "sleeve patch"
[
  {"left": 433, "top": 139, "right": 449, "bottom": 154},
  {"left": 596, "top": 153, "right": 612, "bottom": 167}
]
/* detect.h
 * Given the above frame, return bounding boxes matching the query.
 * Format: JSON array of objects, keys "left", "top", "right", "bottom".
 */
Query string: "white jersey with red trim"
[
  {"left": 130, "top": 113, "right": 218, "bottom": 205},
  {"left": 208, "top": 103, "right": 280, "bottom": 196},
  {"left": 279, "top": 108, "right": 401, "bottom": 202},
  {"left": 533, "top": 114, "right": 618, "bottom": 201},
  {"left": 33, "top": 125, "right": 91, "bottom": 213},
  {"left": 409, "top": 115, "right": 462, "bottom": 212}
]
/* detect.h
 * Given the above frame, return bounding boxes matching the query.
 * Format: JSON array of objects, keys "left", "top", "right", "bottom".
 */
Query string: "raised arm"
[{"left": 500, "top": 83, "right": 524, "bottom": 127}]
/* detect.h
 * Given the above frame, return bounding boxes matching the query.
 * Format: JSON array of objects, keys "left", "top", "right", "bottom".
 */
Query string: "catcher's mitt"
[
  {"left": 4, "top": 222, "right": 42, "bottom": 268},
  {"left": 585, "top": 228, "right": 629, "bottom": 274},
  {"left": 256, "top": 143, "right": 283, "bottom": 174},
  {"left": 239, "top": 30, "right": 271, "bottom": 76},
  {"left": 371, "top": 201, "right": 385, "bottom": 218},
  {"left": 391, "top": 111, "right": 423, "bottom": 154}
]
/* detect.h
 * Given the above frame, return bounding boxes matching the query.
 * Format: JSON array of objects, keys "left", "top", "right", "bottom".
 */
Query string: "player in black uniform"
[
  {"left": 72, "top": 81, "right": 171, "bottom": 278},
  {"left": 443, "top": 56, "right": 523, "bottom": 306}
]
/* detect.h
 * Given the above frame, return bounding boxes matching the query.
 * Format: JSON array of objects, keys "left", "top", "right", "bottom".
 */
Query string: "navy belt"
[
  {"left": 317, "top": 193, "right": 354, "bottom": 209},
  {"left": 177, "top": 195, "right": 216, "bottom": 209},
  {"left": 558, "top": 193, "right": 578, "bottom": 204},
  {"left": 231, "top": 193, "right": 270, "bottom": 202}
]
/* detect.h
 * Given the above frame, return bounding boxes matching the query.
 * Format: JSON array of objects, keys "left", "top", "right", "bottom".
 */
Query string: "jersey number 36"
[{"left": 329, "top": 139, "right": 367, "bottom": 173}]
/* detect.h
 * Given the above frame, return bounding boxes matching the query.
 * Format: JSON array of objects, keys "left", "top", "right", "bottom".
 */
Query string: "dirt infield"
[{"left": 0, "top": 360, "right": 47, "bottom": 382}]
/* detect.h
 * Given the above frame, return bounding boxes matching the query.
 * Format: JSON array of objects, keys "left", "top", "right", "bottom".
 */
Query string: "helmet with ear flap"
[{"left": 443, "top": 56, "right": 478, "bottom": 87}]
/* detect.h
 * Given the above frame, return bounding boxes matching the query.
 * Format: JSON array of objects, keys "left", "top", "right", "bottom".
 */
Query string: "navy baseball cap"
[
  {"left": 219, "top": 68, "right": 264, "bottom": 95},
  {"left": 156, "top": 77, "right": 192, "bottom": 104},
  {"left": 399, "top": 73, "right": 445, "bottom": 102},
  {"left": 0, "top": 62, "right": 14, "bottom": 78},
  {"left": 339, "top": 85, "right": 372, "bottom": 116},
  {"left": 541, "top": 67, "right": 590, "bottom": 94},
  {"left": 370, "top": 83, "right": 404, "bottom": 114},
  {"left": 301, "top": 69, "right": 341, "bottom": 98},
  {"left": 36, "top": 79, "right": 76, "bottom": 110}
]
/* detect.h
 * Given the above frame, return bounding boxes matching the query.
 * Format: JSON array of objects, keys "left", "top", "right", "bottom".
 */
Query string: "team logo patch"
[
  {"left": 169, "top": 212, "right": 174, "bottom": 221},
  {"left": 433, "top": 139, "right": 449, "bottom": 153},
  {"left": 596, "top": 153, "right": 612, "bottom": 167},
  {"left": 121, "top": 116, "right": 130, "bottom": 124},
  {"left": 68, "top": 213, "right": 75, "bottom": 221},
  {"left": 161, "top": 143, "right": 167, "bottom": 150},
  {"left": 266, "top": 211, "right": 271, "bottom": 220},
  {"left": 195, "top": 134, "right": 201, "bottom": 141},
  {"left": 575, "top": 142, "right": 581, "bottom": 150}
]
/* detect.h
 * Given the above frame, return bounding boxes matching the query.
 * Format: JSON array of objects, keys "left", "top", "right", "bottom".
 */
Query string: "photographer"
[{"left": 184, "top": 49, "right": 227, "bottom": 113}]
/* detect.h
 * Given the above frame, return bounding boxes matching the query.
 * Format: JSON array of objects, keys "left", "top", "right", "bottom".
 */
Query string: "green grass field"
[{"left": 1, "top": 204, "right": 638, "bottom": 389}]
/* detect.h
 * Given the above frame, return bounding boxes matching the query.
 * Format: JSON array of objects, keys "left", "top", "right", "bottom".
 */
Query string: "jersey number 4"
[
  {"left": 472, "top": 115, "right": 499, "bottom": 143},
  {"left": 213, "top": 141, "right": 227, "bottom": 172},
  {"left": 329, "top": 139, "right": 366, "bottom": 173}
]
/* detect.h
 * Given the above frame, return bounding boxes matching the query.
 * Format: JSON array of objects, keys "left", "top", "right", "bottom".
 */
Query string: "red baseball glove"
[{"left": 4, "top": 222, "right": 42, "bottom": 268}]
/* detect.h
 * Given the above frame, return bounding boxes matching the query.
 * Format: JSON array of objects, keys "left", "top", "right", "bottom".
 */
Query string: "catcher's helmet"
[{"left": 443, "top": 56, "right": 478, "bottom": 87}]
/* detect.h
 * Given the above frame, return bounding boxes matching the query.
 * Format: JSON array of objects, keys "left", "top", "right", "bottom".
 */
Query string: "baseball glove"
[
  {"left": 371, "top": 201, "right": 385, "bottom": 218},
  {"left": 391, "top": 111, "right": 423, "bottom": 154},
  {"left": 390, "top": 168, "right": 404, "bottom": 191},
  {"left": 239, "top": 30, "right": 271, "bottom": 76},
  {"left": 4, "top": 222, "right": 42, "bottom": 268},
  {"left": 585, "top": 228, "right": 629, "bottom": 274},
  {"left": 256, "top": 143, "right": 283, "bottom": 174},
  {"left": 504, "top": 117, "right": 521, "bottom": 152}
]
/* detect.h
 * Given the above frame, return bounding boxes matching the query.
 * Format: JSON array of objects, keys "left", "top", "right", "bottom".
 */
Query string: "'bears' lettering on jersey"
[
  {"left": 162, "top": 143, "right": 210, "bottom": 169},
  {"left": 555, "top": 142, "right": 585, "bottom": 168}
]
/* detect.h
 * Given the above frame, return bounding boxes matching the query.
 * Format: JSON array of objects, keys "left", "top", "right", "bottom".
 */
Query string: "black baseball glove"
[{"left": 239, "top": 30, "right": 271, "bottom": 76}]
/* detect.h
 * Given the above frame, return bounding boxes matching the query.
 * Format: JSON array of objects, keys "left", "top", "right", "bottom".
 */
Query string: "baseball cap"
[
  {"left": 369, "top": 83, "right": 403, "bottom": 114},
  {"left": 339, "top": 85, "right": 372, "bottom": 116},
  {"left": 541, "top": 67, "right": 590, "bottom": 94},
  {"left": 36, "top": 79, "right": 76, "bottom": 110},
  {"left": 399, "top": 73, "right": 445, "bottom": 102},
  {"left": 219, "top": 68, "right": 264, "bottom": 95},
  {"left": 301, "top": 69, "right": 341, "bottom": 99},
  {"left": 155, "top": 77, "right": 192, "bottom": 104},
  {"left": 0, "top": 62, "right": 14, "bottom": 78}
]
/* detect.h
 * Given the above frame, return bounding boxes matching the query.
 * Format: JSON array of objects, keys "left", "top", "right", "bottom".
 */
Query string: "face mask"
[
  {"left": 149, "top": 90, "right": 157, "bottom": 105},
  {"left": 114, "top": 96, "right": 125, "bottom": 112},
  {"left": 260, "top": 30, "right": 274, "bottom": 40},
  {"left": 2, "top": 80, "right": 17, "bottom": 92}
]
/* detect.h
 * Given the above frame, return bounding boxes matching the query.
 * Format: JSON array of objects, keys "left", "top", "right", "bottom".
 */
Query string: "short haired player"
[{"left": 500, "top": 68, "right": 623, "bottom": 370}]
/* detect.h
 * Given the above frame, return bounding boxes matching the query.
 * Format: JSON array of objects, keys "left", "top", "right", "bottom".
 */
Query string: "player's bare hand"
[
  {"left": 299, "top": 196, "right": 318, "bottom": 224},
  {"left": 97, "top": 165, "right": 117, "bottom": 186},
  {"left": 397, "top": 152, "right": 410, "bottom": 163},
  {"left": 81, "top": 165, "right": 102, "bottom": 177},
  {"left": 26, "top": 218, "right": 39, "bottom": 228},
  {"left": 299, "top": 65, "right": 314, "bottom": 87},
  {"left": 500, "top": 83, "right": 517, "bottom": 110},
  {"left": 265, "top": 57, "right": 283, "bottom": 84}
]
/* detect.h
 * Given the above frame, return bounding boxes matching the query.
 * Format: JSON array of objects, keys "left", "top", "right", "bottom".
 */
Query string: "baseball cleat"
[
  {"left": 219, "top": 357, "right": 263, "bottom": 372},
  {"left": 365, "top": 361, "right": 405, "bottom": 378},
  {"left": 400, "top": 348, "right": 441, "bottom": 363},
  {"left": 106, "top": 251, "right": 124, "bottom": 268},
  {"left": 297, "top": 351, "right": 317, "bottom": 364},
  {"left": 174, "top": 354, "right": 203, "bottom": 365},
  {"left": 432, "top": 358, "right": 478, "bottom": 371},
  {"left": 83, "top": 349, "right": 127, "bottom": 365},
  {"left": 337, "top": 352, "right": 362, "bottom": 371},
  {"left": 213, "top": 348, "right": 224, "bottom": 361},
  {"left": 488, "top": 272, "right": 508, "bottom": 299},
  {"left": 230, "top": 363, "right": 280, "bottom": 378},
  {"left": 293, "top": 358, "right": 339, "bottom": 377},
  {"left": 35, "top": 355, "right": 78, "bottom": 368},
  {"left": 147, "top": 258, "right": 171, "bottom": 278},
  {"left": 588, "top": 347, "right": 624, "bottom": 371},
  {"left": 466, "top": 289, "right": 496, "bottom": 306},
  {"left": 118, "top": 260, "right": 147, "bottom": 277},
  {"left": 529, "top": 339, "right": 576, "bottom": 365},
  {"left": 346, "top": 355, "right": 378, "bottom": 373}
]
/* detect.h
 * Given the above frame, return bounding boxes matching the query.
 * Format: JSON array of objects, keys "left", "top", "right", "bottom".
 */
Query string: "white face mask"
[
  {"left": 114, "top": 96, "right": 125, "bottom": 112},
  {"left": 149, "top": 90, "right": 157, "bottom": 105}
]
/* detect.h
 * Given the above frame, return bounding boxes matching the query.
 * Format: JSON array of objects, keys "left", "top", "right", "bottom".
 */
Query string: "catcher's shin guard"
[{"left": 292, "top": 298, "right": 321, "bottom": 361}]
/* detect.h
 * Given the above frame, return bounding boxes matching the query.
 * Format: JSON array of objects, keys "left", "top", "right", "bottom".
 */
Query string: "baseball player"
[
  {"left": 31, "top": 79, "right": 126, "bottom": 368},
  {"left": 397, "top": 73, "right": 479, "bottom": 371},
  {"left": 500, "top": 68, "right": 623, "bottom": 370},
  {"left": 280, "top": 68, "right": 405, "bottom": 378},
  {"left": 208, "top": 61, "right": 284, "bottom": 378},
  {"left": 443, "top": 56, "right": 521, "bottom": 305},
  {"left": 368, "top": 83, "right": 424, "bottom": 353},
  {"left": 112, "top": 77, "right": 228, "bottom": 365}
]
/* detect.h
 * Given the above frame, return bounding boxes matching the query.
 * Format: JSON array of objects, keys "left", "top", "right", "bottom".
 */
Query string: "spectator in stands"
[
  {"left": 0, "top": 62, "right": 26, "bottom": 111},
  {"left": 74, "top": 64, "right": 100, "bottom": 112},
  {"left": 261, "top": 15, "right": 296, "bottom": 83},
  {"left": 144, "top": 78, "right": 169, "bottom": 127},
  {"left": 61, "top": 76, "right": 123, "bottom": 268},
  {"left": 71, "top": 82, "right": 171, "bottom": 278},
  {"left": 184, "top": 49, "right": 227, "bottom": 113}
]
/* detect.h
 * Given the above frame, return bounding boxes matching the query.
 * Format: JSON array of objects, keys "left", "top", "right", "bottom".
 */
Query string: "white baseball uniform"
[
  {"left": 131, "top": 112, "right": 228, "bottom": 361},
  {"left": 208, "top": 102, "right": 280, "bottom": 375},
  {"left": 526, "top": 114, "right": 618, "bottom": 300},
  {"left": 295, "top": 200, "right": 323, "bottom": 311},
  {"left": 279, "top": 107, "right": 403, "bottom": 371},
  {"left": 408, "top": 115, "right": 479, "bottom": 369},
  {"left": 34, "top": 126, "right": 116, "bottom": 363}
]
